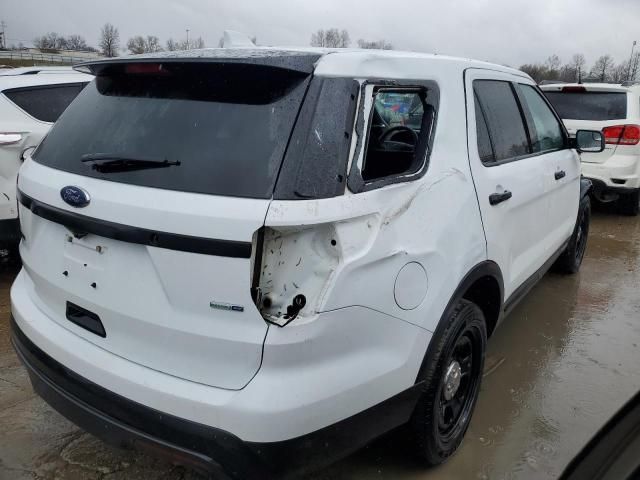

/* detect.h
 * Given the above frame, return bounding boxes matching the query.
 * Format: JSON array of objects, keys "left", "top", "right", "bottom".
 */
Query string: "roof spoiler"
[{"left": 74, "top": 52, "right": 321, "bottom": 76}]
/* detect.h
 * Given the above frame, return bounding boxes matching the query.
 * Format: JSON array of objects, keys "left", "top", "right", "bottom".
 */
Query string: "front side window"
[
  {"left": 518, "top": 84, "right": 565, "bottom": 153},
  {"left": 473, "top": 80, "right": 530, "bottom": 162},
  {"left": 362, "top": 89, "right": 434, "bottom": 181},
  {"left": 3, "top": 83, "right": 87, "bottom": 123}
]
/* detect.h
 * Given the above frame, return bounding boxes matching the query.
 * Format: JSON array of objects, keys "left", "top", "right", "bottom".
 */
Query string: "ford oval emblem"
[{"left": 60, "top": 186, "right": 91, "bottom": 208}]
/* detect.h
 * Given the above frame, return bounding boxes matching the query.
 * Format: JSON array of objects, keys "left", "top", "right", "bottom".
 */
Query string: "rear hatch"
[
  {"left": 17, "top": 55, "right": 318, "bottom": 389},
  {"left": 543, "top": 87, "right": 629, "bottom": 163}
]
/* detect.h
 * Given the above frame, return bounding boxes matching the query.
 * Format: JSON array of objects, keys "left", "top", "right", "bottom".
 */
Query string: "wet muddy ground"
[{"left": 1, "top": 209, "right": 639, "bottom": 480}]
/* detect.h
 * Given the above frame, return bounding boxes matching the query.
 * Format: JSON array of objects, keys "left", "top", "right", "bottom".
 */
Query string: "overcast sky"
[{"left": 5, "top": 0, "right": 639, "bottom": 67}]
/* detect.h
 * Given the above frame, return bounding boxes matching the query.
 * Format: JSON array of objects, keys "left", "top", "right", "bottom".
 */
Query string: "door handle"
[
  {"left": 489, "top": 190, "right": 512, "bottom": 205},
  {"left": 554, "top": 170, "right": 566, "bottom": 180}
]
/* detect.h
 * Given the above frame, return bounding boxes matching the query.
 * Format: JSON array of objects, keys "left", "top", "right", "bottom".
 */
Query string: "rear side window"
[
  {"left": 3, "top": 83, "right": 87, "bottom": 122},
  {"left": 517, "top": 85, "right": 565, "bottom": 153},
  {"left": 544, "top": 91, "right": 627, "bottom": 121},
  {"left": 474, "top": 80, "right": 530, "bottom": 162},
  {"left": 362, "top": 89, "right": 435, "bottom": 181},
  {"left": 32, "top": 63, "right": 312, "bottom": 199}
]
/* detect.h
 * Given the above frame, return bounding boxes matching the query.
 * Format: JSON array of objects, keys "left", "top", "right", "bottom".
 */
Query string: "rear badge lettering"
[{"left": 210, "top": 301, "right": 244, "bottom": 312}]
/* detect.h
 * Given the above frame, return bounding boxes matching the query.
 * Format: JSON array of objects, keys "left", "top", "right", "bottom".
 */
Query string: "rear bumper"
[
  {"left": 10, "top": 268, "right": 428, "bottom": 478},
  {"left": 581, "top": 154, "right": 640, "bottom": 190},
  {"left": 12, "top": 317, "right": 423, "bottom": 479}
]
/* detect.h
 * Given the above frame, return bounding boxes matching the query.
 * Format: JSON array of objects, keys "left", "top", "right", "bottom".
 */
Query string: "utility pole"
[
  {"left": 627, "top": 40, "right": 637, "bottom": 82},
  {"left": 186, "top": 29, "right": 190, "bottom": 50},
  {"left": 0, "top": 21, "right": 6, "bottom": 49}
]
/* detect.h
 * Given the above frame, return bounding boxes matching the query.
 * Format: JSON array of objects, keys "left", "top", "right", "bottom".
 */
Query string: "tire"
[
  {"left": 410, "top": 299, "right": 486, "bottom": 466},
  {"left": 554, "top": 195, "right": 591, "bottom": 274},
  {"left": 618, "top": 190, "right": 640, "bottom": 216}
]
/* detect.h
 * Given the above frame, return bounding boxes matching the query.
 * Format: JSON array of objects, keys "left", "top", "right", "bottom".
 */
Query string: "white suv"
[
  {"left": 10, "top": 49, "right": 603, "bottom": 479},
  {"left": 541, "top": 83, "right": 640, "bottom": 215},
  {"left": 0, "top": 67, "right": 92, "bottom": 251}
]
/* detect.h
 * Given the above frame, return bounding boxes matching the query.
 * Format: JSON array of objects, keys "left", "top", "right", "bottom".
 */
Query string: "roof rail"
[{"left": 621, "top": 80, "right": 640, "bottom": 87}]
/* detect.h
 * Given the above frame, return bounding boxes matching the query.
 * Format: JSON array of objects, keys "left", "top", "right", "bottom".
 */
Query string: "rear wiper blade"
[{"left": 81, "top": 154, "right": 180, "bottom": 173}]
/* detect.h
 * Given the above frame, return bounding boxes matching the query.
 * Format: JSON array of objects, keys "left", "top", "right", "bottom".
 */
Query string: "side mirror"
[
  {"left": 574, "top": 130, "right": 605, "bottom": 153},
  {"left": 20, "top": 145, "right": 37, "bottom": 161}
]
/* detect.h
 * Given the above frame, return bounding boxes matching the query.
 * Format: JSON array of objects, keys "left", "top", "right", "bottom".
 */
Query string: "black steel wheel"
[{"left": 410, "top": 299, "right": 486, "bottom": 465}]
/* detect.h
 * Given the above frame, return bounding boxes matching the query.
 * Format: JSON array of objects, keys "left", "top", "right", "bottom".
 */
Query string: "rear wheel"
[
  {"left": 618, "top": 190, "right": 640, "bottom": 216},
  {"left": 554, "top": 195, "right": 590, "bottom": 274},
  {"left": 410, "top": 299, "right": 486, "bottom": 465}
]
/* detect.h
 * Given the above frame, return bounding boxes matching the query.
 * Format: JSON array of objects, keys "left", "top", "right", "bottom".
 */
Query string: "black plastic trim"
[
  {"left": 17, "top": 189, "right": 252, "bottom": 258},
  {"left": 66, "top": 301, "right": 106, "bottom": 338},
  {"left": 11, "top": 316, "right": 424, "bottom": 479},
  {"left": 502, "top": 239, "right": 568, "bottom": 317},
  {"left": 588, "top": 177, "right": 639, "bottom": 196}
]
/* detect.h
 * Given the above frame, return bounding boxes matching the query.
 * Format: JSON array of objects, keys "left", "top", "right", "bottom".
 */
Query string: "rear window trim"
[{"left": 17, "top": 189, "right": 252, "bottom": 258}]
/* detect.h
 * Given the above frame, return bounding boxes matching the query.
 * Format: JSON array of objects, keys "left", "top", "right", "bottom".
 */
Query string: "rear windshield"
[
  {"left": 544, "top": 91, "right": 627, "bottom": 121},
  {"left": 32, "top": 62, "right": 311, "bottom": 199}
]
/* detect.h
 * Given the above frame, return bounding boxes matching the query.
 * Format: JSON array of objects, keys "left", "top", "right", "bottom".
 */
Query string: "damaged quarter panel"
[{"left": 262, "top": 66, "right": 487, "bottom": 334}]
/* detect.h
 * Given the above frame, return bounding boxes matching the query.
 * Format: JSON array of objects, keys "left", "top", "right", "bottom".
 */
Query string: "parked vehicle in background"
[
  {"left": 0, "top": 67, "right": 92, "bottom": 252},
  {"left": 10, "top": 48, "right": 603, "bottom": 479},
  {"left": 541, "top": 83, "right": 640, "bottom": 215}
]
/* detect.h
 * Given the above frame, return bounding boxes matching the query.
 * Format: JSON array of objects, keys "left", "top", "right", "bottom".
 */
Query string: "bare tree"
[
  {"left": 357, "top": 39, "right": 393, "bottom": 50},
  {"left": 519, "top": 63, "right": 549, "bottom": 83},
  {"left": 610, "top": 63, "right": 629, "bottom": 83},
  {"left": 191, "top": 36, "right": 205, "bottom": 49},
  {"left": 310, "top": 28, "right": 350, "bottom": 48},
  {"left": 165, "top": 36, "right": 204, "bottom": 51},
  {"left": 34, "top": 32, "right": 65, "bottom": 50},
  {"left": 100, "top": 23, "right": 120, "bottom": 57},
  {"left": 570, "top": 53, "right": 587, "bottom": 82},
  {"left": 127, "top": 35, "right": 162, "bottom": 54},
  {"left": 66, "top": 34, "right": 89, "bottom": 51},
  {"left": 544, "top": 54, "right": 561, "bottom": 79},
  {"left": 589, "top": 54, "right": 615, "bottom": 82}
]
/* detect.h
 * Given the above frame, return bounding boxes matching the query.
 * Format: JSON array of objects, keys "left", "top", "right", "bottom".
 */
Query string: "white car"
[
  {"left": 10, "top": 49, "right": 602, "bottom": 479},
  {"left": 0, "top": 67, "right": 92, "bottom": 251},
  {"left": 541, "top": 83, "right": 640, "bottom": 215}
]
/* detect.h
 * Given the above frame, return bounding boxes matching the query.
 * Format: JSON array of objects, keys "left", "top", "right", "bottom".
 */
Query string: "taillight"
[
  {"left": 0, "top": 133, "right": 23, "bottom": 145},
  {"left": 602, "top": 125, "right": 640, "bottom": 146}
]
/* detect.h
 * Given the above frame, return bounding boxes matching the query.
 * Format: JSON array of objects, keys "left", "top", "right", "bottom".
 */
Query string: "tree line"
[
  {"left": 18, "top": 23, "right": 640, "bottom": 85},
  {"left": 310, "top": 28, "right": 393, "bottom": 50},
  {"left": 520, "top": 52, "right": 640, "bottom": 84},
  {"left": 26, "top": 23, "right": 206, "bottom": 57}
]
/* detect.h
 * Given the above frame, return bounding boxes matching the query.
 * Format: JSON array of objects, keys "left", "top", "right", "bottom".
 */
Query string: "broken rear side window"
[{"left": 362, "top": 88, "right": 435, "bottom": 182}]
